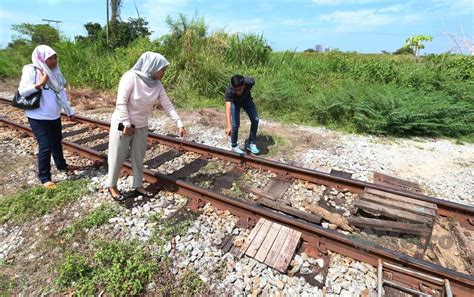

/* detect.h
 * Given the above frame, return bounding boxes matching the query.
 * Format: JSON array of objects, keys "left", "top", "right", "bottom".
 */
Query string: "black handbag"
[{"left": 12, "top": 69, "right": 42, "bottom": 110}]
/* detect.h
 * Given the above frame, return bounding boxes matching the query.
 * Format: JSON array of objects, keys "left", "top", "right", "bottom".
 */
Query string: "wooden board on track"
[
  {"left": 373, "top": 172, "right": 423, "bottom": 193},
  {"left": 240, "top": 218, "right": 301, "bottom": 272}
]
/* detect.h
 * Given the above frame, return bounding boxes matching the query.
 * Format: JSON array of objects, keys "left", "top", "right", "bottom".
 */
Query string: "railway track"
[{"left": 0, "top": 97, "right": 473, "bottom": 296}]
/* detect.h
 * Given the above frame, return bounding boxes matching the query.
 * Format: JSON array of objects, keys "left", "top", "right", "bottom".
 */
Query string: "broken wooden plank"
[
  {"left": 373, "top": 172, "right": 422, "bottom": 193},
  {"left": 240, "top": 184, "right": 289, "bottom": 204},
  {"left": 362, "top": 193, "right": 436, "bottom": 217},
  {"left": 259, "top": 198, "right": 322, "bottom": 224},
  {"left": 240, "top": 218, "right": 266, "bottom": 254},
  {"left": 222, "top": 234, "right": 237, "bottom": 253},
  {"left": 348, "top": 217, "right": 431, "bottom": 236},
  {"left": 355, "top": 200, "right": 433, "bottom": 225},
  {"left": 305, "top": 205, "right": 354, "bottom": 232},
  {"left": 144, "top": 150, "right": 183, "bottom": 169},
  {"left": 213, "top": 167, "right": 244, "bottom": 189},
  {"left": 365, "top": 188, "right": 437, "bottom": 210},
  {"left": 273, "top": 229, "right": 302, "bottom": 272},
  {"left": 245, "top": 220, "right": 273, "bottom": 258},
  {"left": 331, "top": 169, "right": 353, "bottom": 179},
  {"left": 255, "top": 223, "right": 282, "bottom": 262},
  {"left": 264, "top": 225, "right": 290, "bottom": 267},
  {"left": 262, "top": 177, "right": 293, "bottom": 199},
  {"left": 171, "top": 158, "right": 208, "bottom": 179}
]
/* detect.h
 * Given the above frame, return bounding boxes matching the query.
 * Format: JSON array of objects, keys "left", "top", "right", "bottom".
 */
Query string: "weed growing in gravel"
[
  {"left": 60, "top": 203, "right": 118, "bottom": 237},
  {"left": 182, "top": 270, "right": 205, "bottom": 295},
  {"left": 151, "top": 212, "right": 192, "bottom": 251},
  {"left": 0, "top": 274, "right": 14, "bottom": 297},
  {"left": 0, "top": 179, "right": 90, "bottom": 224},
  {"left": 55, "top": 241, "right": 157, "bottom": 296}
]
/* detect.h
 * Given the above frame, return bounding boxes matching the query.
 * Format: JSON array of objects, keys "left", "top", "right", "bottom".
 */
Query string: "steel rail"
[
  {"left": 67, "top": 109, "right": 474, "bottom": 223},
  {"left": 1, "top": 97, "right": 472, "bottom": 222},
  {"left": 1, "top": 116, "right": 473, "bottom": 296}
]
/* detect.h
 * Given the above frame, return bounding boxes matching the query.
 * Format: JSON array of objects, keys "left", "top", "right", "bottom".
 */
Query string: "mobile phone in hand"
[{"left": 118, "top": 123, "right": 124, "bottom": 131}]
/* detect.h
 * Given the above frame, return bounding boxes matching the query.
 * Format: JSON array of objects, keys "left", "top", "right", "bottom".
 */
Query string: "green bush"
[
  {"left": 55, "top": 241, "right": 157, "bottom": 296},
  {"left": 2, "top": 14, "right": 473, "bottom": 140}
]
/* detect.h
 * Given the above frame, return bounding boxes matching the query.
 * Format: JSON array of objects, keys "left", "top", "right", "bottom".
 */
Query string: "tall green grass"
[{"left": 0, "top": 15, "right": 472, "bottom": 139}]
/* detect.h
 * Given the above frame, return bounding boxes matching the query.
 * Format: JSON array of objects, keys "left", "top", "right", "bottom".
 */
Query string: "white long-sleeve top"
[
  {"left": 111, "top": 70, "right": 183, "bottom": 129},
  {"left": 18, "top": 65, "right": 74, "bottom": 119}
]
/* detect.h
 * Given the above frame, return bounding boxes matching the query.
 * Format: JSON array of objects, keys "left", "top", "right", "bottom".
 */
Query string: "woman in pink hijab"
[{"left": 18, "top": 45, "right": 79, "bottom": 189}]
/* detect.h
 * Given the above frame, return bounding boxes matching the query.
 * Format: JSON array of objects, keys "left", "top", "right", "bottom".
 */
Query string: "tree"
[
  {"left": 405, "top": 35, "right": 433, "bottom": 56},
  {"left": 10, "top": 23, "right": 60, "bottom": 46},
  {"left": 393, "top": 46, "right": 415, "bottom": 55}
]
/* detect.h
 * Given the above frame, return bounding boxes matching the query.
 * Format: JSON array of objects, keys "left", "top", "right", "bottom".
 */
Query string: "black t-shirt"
[{"left": 224, "top": 77, "right": 255, "bottom": 104}]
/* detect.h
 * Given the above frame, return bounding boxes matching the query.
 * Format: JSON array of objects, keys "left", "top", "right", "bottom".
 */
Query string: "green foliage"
[
  {"left": 182, "top": 270, "right": 204, "bottom": 294},
  {"left": 1, "top": 14, "right": 472, "bottom": 139},
  {"left": 151, "top": 213, "right": 192, "bottom": 250},
  {"left": 0, "top": 275, "right": 14, "bottom": 297},
  {"left": 393, "top": 46, "right": 415, "bottom": 55},
  {"left": 55, "top": 241, "right": 157, "bottom": 296},
  {"left": 10, "top": 23, "right": 60, "bottom": 46},
  {"left": 0, "top": 179, "right": 90, "bottom": 224},
  {"left": 61, "top": 204, "right": 118, "bottom": 236},
  {"left": 405, "top": 35, "right": 433, "bottom": 56},
  {"left": 107, "top": 18, "right": 152, "bottom": 49}
]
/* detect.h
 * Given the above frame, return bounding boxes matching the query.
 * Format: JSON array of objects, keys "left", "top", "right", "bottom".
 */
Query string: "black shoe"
[
  {"left": 108, "top": 188, "right": 126, "bottom": 201},
  {"left": 134, "top": 188, "right": 155, "bottom": 198}
]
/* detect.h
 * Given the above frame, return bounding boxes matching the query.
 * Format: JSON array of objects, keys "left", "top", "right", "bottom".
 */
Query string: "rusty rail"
[
  {"left": 0, "top": 115, "right": 473, "bottom": 296},
  {"left": 65, "top": 109, "right": 474, "bottom": 223},
  {"left": 1, "top": 97, "right": 472, "bottom": 222}
]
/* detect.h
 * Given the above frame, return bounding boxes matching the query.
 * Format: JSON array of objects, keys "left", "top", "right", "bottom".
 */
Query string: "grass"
[
  {"left": 0, "top": 179, "right": 90, "bottom": 224},
  {"left": 60, "top": 203, "right": 118, "bottom": 237},
  {"left": 55, "top": 241, "right": 157, "bottom": 296},
  {"left": 150, "top": 210, "right": 193, "bottom": 249},
  {"left": 0, "top": 275, "right": 14, "bottom": 297}
]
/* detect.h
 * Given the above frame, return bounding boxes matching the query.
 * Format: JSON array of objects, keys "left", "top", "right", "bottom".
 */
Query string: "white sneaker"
[{"left": 231, "top": 146, "right": 245, "bottom": 154}]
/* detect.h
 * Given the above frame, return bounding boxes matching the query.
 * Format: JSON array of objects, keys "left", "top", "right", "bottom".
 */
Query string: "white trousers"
[{"left": 107, "top": 122, "right": 148, "bottom": 188}]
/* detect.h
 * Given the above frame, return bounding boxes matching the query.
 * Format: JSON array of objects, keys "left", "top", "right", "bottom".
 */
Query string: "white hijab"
[
  {"left": 30, "top": 45, "right": 73, "bottom": 115},
  {"left": 31, "top": 45, "right": 66, "bottom": 93},
  {"left": 131, "top": 51, "right": 169, "bottom": 87}
]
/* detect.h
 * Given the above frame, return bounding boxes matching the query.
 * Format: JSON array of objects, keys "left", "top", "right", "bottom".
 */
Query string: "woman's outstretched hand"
[{"left": 179, "top": 127, "right": 187, "bottom": 138}]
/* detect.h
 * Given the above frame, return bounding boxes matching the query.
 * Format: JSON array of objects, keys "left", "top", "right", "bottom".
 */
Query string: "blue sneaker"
[
  {"left": 246, "top": 143, "right": 260, "bottom": 155},
  {"left": 231, "top": 146, "right": 245, "bottom": 155}
]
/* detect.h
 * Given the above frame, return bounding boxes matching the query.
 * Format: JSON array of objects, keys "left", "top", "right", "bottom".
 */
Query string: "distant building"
[{"left": 314, "top": 44, "right": 333, "bottom": 52}]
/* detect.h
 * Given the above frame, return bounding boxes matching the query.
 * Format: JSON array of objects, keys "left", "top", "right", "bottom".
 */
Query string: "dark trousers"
[
  {"left": 28, "top": 117, "right": 67, "bottom": 183},
  {"left": 231, "top": 100, "right": 259, "bottom": 147}
]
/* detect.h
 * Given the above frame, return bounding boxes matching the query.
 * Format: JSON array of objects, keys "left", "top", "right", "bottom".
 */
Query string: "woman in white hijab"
[
  {"left": 107, "top": 52, "right": 187, "bottom": 201},
  {"left": 18, "top": 45, "right": 79, "bottom": 189}
]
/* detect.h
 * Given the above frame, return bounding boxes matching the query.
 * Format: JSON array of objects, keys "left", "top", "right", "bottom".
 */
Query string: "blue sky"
[{"left": 1, "top": 0, "right": 473, "bottom": 54}]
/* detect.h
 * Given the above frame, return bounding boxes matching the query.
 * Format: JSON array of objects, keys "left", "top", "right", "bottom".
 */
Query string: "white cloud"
[
  {"left": 318, "top": 4, "right": 418, "bottom": 32},
  {"left": 208, "top": 18, "right": 266, "bottom": 34},
  {"left": 281, "top": 18, "right": 307, "bottom": 26},
  {"left": 138, "top": 0, "right": 191, "bottom": 36}
]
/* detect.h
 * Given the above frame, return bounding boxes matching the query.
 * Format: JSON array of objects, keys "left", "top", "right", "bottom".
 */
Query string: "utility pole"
[
  {"left": 41, "top": 19, "right": 62, "bottom": 30},
  {"left": 106, "top": 0, "right": 109, "bottom": 45}
]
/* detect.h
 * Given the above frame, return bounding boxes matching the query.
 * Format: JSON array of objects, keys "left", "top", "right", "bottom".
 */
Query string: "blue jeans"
[
  {"left": 231, "top": 100, "right": 259, "bottom": 147},
  {"left": 28, "top": 117, "right": 68, "bottom": 183}
]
